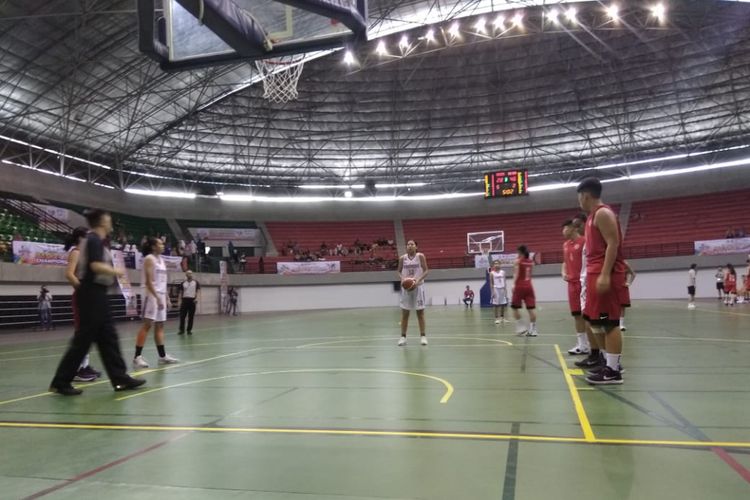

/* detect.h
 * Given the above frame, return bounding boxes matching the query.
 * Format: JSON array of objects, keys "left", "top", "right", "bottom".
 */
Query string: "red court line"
[
  {"left": 711, "top": 447, "right": 750, "bottom": 485},
  {"left": 21, "top": 432, "right": 188, "bottom": 499}
]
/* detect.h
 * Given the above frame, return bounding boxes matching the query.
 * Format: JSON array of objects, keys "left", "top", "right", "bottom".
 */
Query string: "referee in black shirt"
[
  {"left": 49, "top": 209, "right": 145, "bottom": 396},
  {"left": 178, "top": 270, "right": 200, "bottom": 335}
]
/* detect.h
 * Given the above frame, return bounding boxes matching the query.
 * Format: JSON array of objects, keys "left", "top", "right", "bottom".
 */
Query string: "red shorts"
[
  {"left": 725, "top": 283, "right": 737, "bottom": 294},
  {"left": 511, "top": 285, "right": 536, "bottom": 309},
  {"left": 619, "top": 280, "right": 631, "bottom": 308},
  {"left": 567, "top": 280, "right": 582, "bottom": 316},
  {"left": 584, "top": 273, "right": 625, "bottom": 327}
]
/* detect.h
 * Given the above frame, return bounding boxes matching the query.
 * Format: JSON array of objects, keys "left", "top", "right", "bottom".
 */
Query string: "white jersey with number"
[
  {"left": 400, "top": 253, "right": 426, "bottom": 311},
  {"left": 142, "top": 255, "right": 168, "bottom": 322}
]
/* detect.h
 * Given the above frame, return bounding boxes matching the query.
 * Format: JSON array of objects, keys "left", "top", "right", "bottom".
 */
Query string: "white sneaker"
[
  {"left": 158, "top": 354, "right": 180, "bottom": 364},
  {"left": 398, "top": 336, "right": 407, "bottom": 347},
  {"left": 567, "top": 345, "right": 589, "bottom": 355},
  {"left": 132, "top": 355, "right": 149, "bottom": 369},
  {"left": 501, "top": 318, "right": 511, "bottom": 324},
  {"left": 526, "top": 329, "right": 539, "bottom": 337},
  {"left": 494, "top": 319, "right": 500, "bottom": 325},
  {"left": 420, "top": 336, "right": 428, "bottom": 346},
  {"left": 688, "top": 303, "right": 696, "bottom": 310}
]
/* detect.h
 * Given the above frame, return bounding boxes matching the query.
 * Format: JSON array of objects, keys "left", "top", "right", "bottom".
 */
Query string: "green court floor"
[{"left": 0, "top": 300, "right": 749, "bottom": 499}]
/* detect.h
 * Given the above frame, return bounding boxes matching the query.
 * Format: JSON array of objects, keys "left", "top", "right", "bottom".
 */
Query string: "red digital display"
[{"left": 484, "top": 170, "right": 529, "bottom": 198}]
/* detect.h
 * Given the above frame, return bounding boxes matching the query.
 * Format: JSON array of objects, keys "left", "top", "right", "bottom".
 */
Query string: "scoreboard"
[{"left": 484, "top": 170, "right": 529, "bottom": 198}]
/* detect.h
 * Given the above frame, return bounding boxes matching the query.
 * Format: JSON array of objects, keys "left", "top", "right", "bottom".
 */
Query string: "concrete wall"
[
  {"left": 3, "top": 162, "right": 750, "bottom": 222},
  {"left": 2, "top": 253, "right": 745, "bottom": 313}
]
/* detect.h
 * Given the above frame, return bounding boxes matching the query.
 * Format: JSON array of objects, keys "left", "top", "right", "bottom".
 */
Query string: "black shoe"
[
  {"left": 49, "top": 385, "right": 83, "bottom": 396},
  {"left": 177, "top": 331, "right": 185, "bottom": 335},
  {"left": 187, "top": 331, "right": 192, "bottom": 335},
  {"left": 113, "top": 377, "right": 146, "bottom": 392},
  {"left": 588, "top": 364, "right": 626, "bottom": 376},
  {"left": 575, "top": 354, "right": 604, "bottom": 369},
  {"left": 586, "top": 365, "right": 623, "bottom": 385}
]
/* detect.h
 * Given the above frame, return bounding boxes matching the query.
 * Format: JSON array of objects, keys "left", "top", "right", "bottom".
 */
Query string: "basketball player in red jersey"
[
  {"left": 562, "top": 220, "right": 589, "bottom": 355},
  {"left": 577, "top": 178, "right": 626, "bottom": 385},
  {"left": 511, "top": 245, "right": 538, "bottom": 337}
]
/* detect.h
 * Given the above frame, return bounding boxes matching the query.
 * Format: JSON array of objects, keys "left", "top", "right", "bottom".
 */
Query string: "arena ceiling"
[{"left": 1, "top": 0, "right": 750, "bottom": 199}]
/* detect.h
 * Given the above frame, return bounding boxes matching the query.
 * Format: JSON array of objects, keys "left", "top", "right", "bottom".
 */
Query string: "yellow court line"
[
  {"left": 297, "top": 336, "right": 513, "bottom": 349},
  {"left": 554, "top": 344, "right": 596, "bottom": 443},
  {"left": 116, "top": 368, "right": 454, "bottom": 404},
  {"left": 0, "top": 347, "right": 267, "bottom": 407},
  {"left": 1, "top": 421, "right": 750, "bottom": 450}
]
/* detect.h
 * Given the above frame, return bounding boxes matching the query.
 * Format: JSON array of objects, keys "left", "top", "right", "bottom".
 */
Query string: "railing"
[
  {"left": 0, "top": 198, "right": 73, "bottom": 234},
  {"left": 540, "top": 241, "right": 695, "bottom": 264}
]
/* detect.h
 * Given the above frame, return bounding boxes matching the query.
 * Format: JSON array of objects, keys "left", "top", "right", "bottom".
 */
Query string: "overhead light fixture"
[
  {"left": 125, "top": 188, "right": 196, "bottom": 199},
  {"left": 399, "top": 34, "right": 409, "bottom": 50},
  {"left": 425, "top": 28, "right": 436, "bottom": 43},
  {"left": 343, "top": 50, "right": 356, "bottom": 65},
  {"left": 565, "top": 7, "right": 577, "bottom": 23},
  {"left": 493, "top": 15, "right": 505, "bottom": 30},
  {"left": 474, "top": 17, "right": 486, "bottom": 34},
  {"left": 344, "top": 190, "right": 353, "bottom": 198},
  {"left": 547, "top": 8, "right": 560, "bottom": 24},
  {"left": 606, "top": 4, "right": 620, "bottom": 20},
  {"left": 448, "top": 21, "right": 460, "bottom": 37},
  {"left": 375, "top": 40, "right": 388, "bottom": 56},
  {"left": 650, "top": 2, "right": 666, "bottom": 21},
  {"left": 512, "top": 12, "right": 524, "bottom": 28}
]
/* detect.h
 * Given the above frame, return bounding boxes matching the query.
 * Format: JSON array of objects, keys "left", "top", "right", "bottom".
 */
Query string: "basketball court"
[{"left": 1, "top": 300, "right": 749, "bottom": 498}]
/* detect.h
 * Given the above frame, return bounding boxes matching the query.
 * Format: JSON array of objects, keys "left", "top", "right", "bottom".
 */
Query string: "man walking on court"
[
  {"left": 49, "top": 209, "right": 145, "bottom": 395},
  {"left": 178, "top": 270, "right": 201, "bottom": 335},
  {"left": 577, "top": 178, "right": 627, "bottom": 385}
]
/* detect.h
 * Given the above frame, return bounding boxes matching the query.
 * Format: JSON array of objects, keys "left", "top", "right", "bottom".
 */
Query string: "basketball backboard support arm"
[{"left": 138, "top": 0, "right": 368, "bottom": 72}]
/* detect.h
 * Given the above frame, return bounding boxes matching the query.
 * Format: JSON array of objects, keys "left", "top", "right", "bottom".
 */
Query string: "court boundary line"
[
  {"left": 296, "top": 336, "right": 514, "bottom": 348},
  {"left": 114, "top": 368, "right": 454, "bottom": 403},
  {"left": 554, "top": 344, "right": 596, "bottom": 442},
  {"left": 1, "top": 421, "right": 750, "bottom": 450}
]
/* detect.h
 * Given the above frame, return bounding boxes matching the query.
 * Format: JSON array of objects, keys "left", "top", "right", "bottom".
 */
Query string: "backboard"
[
  {"left": 138, "top": 0, "right": 368, "bottom": 71},
  {"left": 467, "top": 231, "right": 505, "bottom": 255}
]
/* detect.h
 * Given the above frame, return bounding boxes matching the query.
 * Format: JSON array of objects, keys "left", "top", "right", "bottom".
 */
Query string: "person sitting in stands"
[{"left": 726, "top": 228, "right": 736, "bottom": 239}]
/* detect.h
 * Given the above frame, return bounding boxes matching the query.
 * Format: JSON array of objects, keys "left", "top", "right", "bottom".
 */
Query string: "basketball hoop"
[{"left": 255, "top": 55, "right": 305, "bottom": 103}]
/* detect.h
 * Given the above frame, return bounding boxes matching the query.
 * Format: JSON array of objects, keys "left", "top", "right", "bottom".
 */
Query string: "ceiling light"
[
  {"left": 650, "top": 3, "right": 666, "bottom": 20},
  {"left": 425, "top": 28, "right": 435, "bottom": 42},
  {"left": 125, "top": 188, "right": 196, "bottom": 199},
  {"left": 565, "top": 7, "right": 577, "bottom": 23},
  {"left": 448, "top": 21, "right": 460, "bottom": 37},
  {"left": 344, "top": 190, "right": 353, "bottom": 198},
  {"left": 375, "top": 40, "right": 387, "bottom": 56},
  {"left": 493, "top": 15, "right": 505, "bottom": 30},
  {"left": 606, "top": 4, "right": 620, "bottom": 20},
  {"left": 512, "top": 12, "right": 524, "bottom": 28},
  {"left": 474, "top": 17, "right": 486, "bottom": 33},
  {"left": 399, "top": 34, "right": 409, "bottom": 50},
  {"left": 547, "top": 9, "right": 559, "bottom": 24},
  {"left": 343, "top": 50, "right": 356, "bottom": 65}
]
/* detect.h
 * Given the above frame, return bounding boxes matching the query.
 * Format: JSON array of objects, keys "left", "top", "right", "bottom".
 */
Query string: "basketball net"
[{"left": 255, "top": 55, "right": 305, "bottom": 103}]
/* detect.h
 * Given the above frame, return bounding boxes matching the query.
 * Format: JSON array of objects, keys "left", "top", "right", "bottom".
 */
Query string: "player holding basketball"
[
  {"left": 133, "top": 237, "right": 180, "bottom": 368},
  {"left": 562, "top": 220, "right": 588, "bottom": 355},
  {"left": 490, "top": 261, "right": 509, "bottom": 324},
  {"left": 577, "top": 178, "right": 626, "bottom": 385},
  {"left": 397, "top": 240, "right": 429, "bottom": 346},
  {"left": 511, "top": 245, "right": 538, "bottom": 337}
]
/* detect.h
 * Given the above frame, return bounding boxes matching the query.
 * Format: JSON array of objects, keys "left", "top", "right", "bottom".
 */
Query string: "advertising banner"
[
  {"left": 12, "top": 241, "right": 67, "bottom": 266},
  {"left": 694, "top": 238, "right": 750, "bottom": 256},
  {"left": 188, "top": 227, "right": 260, "bottom": 245},
  {"left": 277, "top": 261, "right": 341, "bottom": 275}
]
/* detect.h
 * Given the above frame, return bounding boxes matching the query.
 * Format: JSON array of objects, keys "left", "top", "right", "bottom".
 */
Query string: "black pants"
[
  {"left": 179, "top": 298, "right": 196, "bottom": 333},
  {"left": 50, "top": 288, "right": 129, "bottom": 388},
  {"left": 463, "top": 298, "right": 474, "bottom": 307}
]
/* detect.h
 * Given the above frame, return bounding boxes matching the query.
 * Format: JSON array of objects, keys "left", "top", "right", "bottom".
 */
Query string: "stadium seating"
[
  {"left": 265, "top": 220, "right": 396, "bottom": 256},
  {"left": 625, "top": 189, "right": 750, "bottom": 246},
  {"left": 0, "top": 207, "right": 62, "bottom": 244}
]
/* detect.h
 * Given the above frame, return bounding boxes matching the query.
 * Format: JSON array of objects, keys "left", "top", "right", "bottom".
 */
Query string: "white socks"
[
  {"left": 605, "top": 352, "right": 622, "bottom": 370},
  {"left": 619, "top": 318, "right": 625, "bottom": 328},
  {"left": 529, "top": 322, "right": 536, "bottom": 332},
  {"left": 576, "top": 332, "right": 589, "bottom": 349},
  {"left": 80, "top": 354, "right": 90, "bottom": 369}
]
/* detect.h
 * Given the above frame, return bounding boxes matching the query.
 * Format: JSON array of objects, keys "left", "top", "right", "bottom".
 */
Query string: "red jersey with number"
[
  {"left": 725, "top": 273, "right": 737, "bottom": 292},
  {"left": 585, "top": 204, "right": 626, "bottom": 275},
  {"left": 515, "top": 258, "right": 534, "bottom": 287},
  {"left": 563, "top": 236, "right": 585, "bottom": 282}
]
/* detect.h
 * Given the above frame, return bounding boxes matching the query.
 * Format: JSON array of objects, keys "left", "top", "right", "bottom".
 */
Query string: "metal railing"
[{"left": 0, "top": 198, "right": 73, "bottom": 235}]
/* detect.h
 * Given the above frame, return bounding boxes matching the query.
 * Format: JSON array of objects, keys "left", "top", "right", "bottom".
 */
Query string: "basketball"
[{"left": 401, "top": 278, "right": 417, "bottom": 291}]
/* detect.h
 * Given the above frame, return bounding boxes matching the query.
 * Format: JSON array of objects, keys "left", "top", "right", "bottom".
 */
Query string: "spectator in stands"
[
  {"left": 13, "top": 232, "right": 22, "bottom": 241},
  {"left": 239, "top": 253, "right": 247, "bottom": 272},
  {"left": 336, "top": 242, "right": 343, "bottom": 255},
  {"left": 185, "top": 239, "right": 195, "bottom": 258},
  {"left": 178, "top": 239, "right": 186, "bottom": 254},
  {"left": 37, "top": 285, "right": 53, "bottom": 330},
  {"left": 463, "top": 286, "right": 475, "bottom": 308},
  {"left": 737, "top": 227, "right": 747, "bottom": 238},
  {"left": 258, "top": 256, "right": 264, "bottom": 274},
  {"left": 726, "top": 228, "right": 736, "bottom": 239}
]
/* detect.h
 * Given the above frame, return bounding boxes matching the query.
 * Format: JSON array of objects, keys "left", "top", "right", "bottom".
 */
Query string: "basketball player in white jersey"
[
  {"left": 133, "top": 237, "right": 179, "bottom": 368},
  {"left": 489, "top": 261, "right": 509, "bottom": 324},
  {"left": 397, "top": 240, "right": 429, "bottom": 346}
]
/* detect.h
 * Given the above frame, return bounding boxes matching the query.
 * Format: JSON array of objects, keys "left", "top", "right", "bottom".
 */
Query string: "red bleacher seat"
[
  {"left": 265, "top": 220, "right": 396, "bottom": 256},
  {"left": 626, "top": 189, "right": 750, "bottom": 246}
]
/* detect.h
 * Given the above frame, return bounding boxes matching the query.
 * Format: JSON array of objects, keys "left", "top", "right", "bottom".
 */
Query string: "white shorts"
[
  {"left": 142, "top": 292, "right": 167, "bottom": 322},
  {"left": 400, "top": 285, "right": 426, "bottom": 311},
  {"left": 492, "top": 287, "right": 508, "bottom": 306}
]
